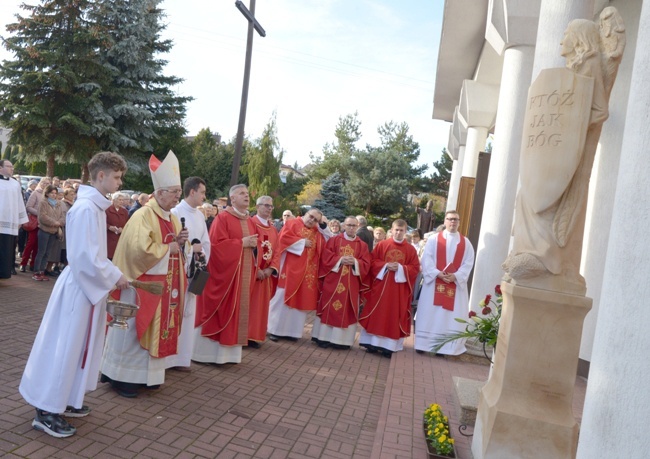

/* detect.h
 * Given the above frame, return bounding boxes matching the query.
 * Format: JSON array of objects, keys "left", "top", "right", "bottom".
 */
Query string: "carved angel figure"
[{"left": 503, "top": 8, "right": 625, "bottom": 294}]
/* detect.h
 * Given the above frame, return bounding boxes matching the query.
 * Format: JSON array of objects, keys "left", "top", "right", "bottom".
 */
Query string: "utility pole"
[{"left": 230, "top": 0, "right": 266, "bottom": 187}]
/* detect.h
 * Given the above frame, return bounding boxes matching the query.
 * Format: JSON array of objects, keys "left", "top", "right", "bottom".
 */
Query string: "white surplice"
[
  {"left": 19, "top": 185, "right": 123, "bottom": 413},
  {"left": 415, "top": 230, "right": 475, "bottom": 355},
  {"left": 164, "top": 199, "right": 211, "bottom": 369}
]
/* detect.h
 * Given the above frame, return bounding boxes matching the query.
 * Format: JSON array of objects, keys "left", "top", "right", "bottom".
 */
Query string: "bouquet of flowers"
[
  {"left": 432, "top": 284, "right": 503, "bottom": 361},
  {"left": 424, "top": 403, "right": 455, "bottom": 456}
]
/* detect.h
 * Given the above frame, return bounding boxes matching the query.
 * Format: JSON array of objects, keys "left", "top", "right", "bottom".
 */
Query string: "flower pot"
[{"left": 423, "top": 422, "right": 457, "bottom": 458}]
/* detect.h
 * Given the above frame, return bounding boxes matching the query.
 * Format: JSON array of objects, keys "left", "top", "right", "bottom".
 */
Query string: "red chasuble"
[
  {"left": 317, "top": 234, "right": 371, "bottom": 329},
  {"left": 358, "top": 238, "right": 420, "bottom": 340},
  {"left": 248, "top": 215, "right": 281, "bottom": 342},
  {"left": 197, "top": 209, "right": 256, "bottom": 346},
  {"left": 433, "top": 231, "right": 466, "bottom": 311},
  {"left": 277, "top": 217, "right": 326, "bottom": 311}
]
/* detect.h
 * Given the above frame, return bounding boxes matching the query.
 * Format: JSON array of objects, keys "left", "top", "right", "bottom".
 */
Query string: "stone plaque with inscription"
[{"left": 520, "top": 69, "right": 594, "bottom": 215}]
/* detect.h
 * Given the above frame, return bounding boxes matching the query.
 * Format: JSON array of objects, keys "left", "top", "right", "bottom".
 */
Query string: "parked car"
[{"left": 17, "top": 175, "right": 44, "bottom": 191}]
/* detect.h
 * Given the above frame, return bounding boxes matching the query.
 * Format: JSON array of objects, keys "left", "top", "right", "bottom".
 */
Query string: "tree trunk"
[
  {"left": 81, "top": 162, "right": 90, "bottom": 183},
  {"left": 46, "top": 153, "right": 55, "bottom": 178}
]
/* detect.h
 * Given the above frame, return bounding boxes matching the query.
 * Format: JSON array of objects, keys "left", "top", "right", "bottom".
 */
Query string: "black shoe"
[
  {"left": 381, "top": 350, "right": 393, "bottom": 359},
  {"left": 362, "top": 345, "right": 378, "bottom": 354},
  {"left": 45, "top": 270, "right": 59, "bottom": 277},
  {"left": 11, "top": 268, "right": 17, "bottom": 275},
  {"left": 268, "top": 334, "right": 279, "bottom": 342},
  {"left": 247, "top": 340, "right": 261, "bottom": 349},
  {"left": 63, "top": 405, "right": 90, "bottom": 418},
  {"left": 331, "top": 344, "right": 350, "bottom": 350},
  {"left": 19, "top": 265, "right": 26, "bottom": 273},
  {"left": 107, "top": 378, "right": 139, "bottom": 398},
  {"left": 286, "top": 336, "right": 298, "bottom": 342},
  {"left": 317, "top": 341, "right": 330, "bottom": 349},
  {"left": 416, "top": 349, "right": 424, "bottom": 354},
  {"left": 146, "top": 384, "right": 161, "bottom": 390},
  {"left": 33, "top": 409, "right": 76, "bottom": 438}
]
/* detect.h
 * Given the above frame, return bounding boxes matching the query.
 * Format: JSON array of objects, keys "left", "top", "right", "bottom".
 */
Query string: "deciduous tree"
[{"left": 244, "top": 113, "right": 282, "bottom": 200}]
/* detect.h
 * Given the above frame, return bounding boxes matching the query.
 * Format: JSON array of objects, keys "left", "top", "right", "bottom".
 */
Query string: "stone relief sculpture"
[{"left": 503, "top": 7, "right": 625, "bottom": 294}]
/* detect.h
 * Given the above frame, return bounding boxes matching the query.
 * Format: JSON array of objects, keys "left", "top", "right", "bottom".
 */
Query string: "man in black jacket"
[{"left": 355, "top": 215, "right": 373, "bottom": 253}]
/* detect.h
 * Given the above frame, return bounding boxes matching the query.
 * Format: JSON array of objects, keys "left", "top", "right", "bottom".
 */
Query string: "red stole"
[
  {"left": 136, "top": 216, "right": 183, "bottom": 357},
  {"left": 434, "top": 231, "right": 465, "bottom": 311}
]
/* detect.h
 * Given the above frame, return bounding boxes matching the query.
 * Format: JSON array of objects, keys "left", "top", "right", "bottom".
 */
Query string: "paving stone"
[{"left": 0, "top": 272, "right": 587, "bottom": 459}]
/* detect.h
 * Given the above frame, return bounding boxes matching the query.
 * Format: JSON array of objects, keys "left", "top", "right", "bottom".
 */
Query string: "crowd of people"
[{"left": 0, "top": 153, "right": 474, "bottom": 440}]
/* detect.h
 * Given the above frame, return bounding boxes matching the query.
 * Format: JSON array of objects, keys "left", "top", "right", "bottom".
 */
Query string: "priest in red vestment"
[
  {"left": 194, "top": 184, "right": 257, "bottom": 364},
  {"left": 312, "top": 216, "right": 371, "bottom": 350},
  {"left": 359, "top": 219, "right": 420, "bottom": 358},
  {"left": 267, "top": 208, "right": 331, "bottom": 341},
  {"left": 248, "top": 195, "right": 280, "bottom": 347},
  {"left": 101, "top": 151, "right": 189, "bottom": 397}
]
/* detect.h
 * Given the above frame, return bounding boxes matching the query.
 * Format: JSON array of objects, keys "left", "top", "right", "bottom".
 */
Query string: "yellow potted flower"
[{"left": 423, "top": 403, "right": 456, "bottom": 458}]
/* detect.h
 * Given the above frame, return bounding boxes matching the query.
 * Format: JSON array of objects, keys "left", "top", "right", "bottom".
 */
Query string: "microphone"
[{"left": 180, "top": 217, "right": 185, "bottom": 229}]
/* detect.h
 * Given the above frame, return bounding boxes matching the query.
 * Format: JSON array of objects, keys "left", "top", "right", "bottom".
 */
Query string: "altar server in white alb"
[
  {"left": 415, "top": 210, "right": 474, "bottom": 355},
  {"left": 0, "top": 159, "right": 28, "bottom": 279},
  {"left": 19, "top": 152, "right": 130, "bottom": 438},
  {"left": 166, "top": 176, "right": 210, "bottom": 371}
]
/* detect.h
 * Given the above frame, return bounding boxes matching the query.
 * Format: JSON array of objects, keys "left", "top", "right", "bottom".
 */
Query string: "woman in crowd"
[
  {"left": 32, "top": 185, "right": 65, "bottom": 281},
  {"left": 106, "top": 192, "right": 129, "bottom": 260},
  {"left": 203, "top": 202, "right": 216, "bottom": 231},
  {"left": 20, "top": 177, "right": 50, "bottom": 272},
  {"left": 328, "top": 219, "right": 341, "bottom": 235},
  {"left": 373, "top": 227, "right": 386, "bottom": 250}
]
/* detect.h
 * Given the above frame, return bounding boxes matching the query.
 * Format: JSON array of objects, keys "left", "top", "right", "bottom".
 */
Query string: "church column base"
[{"left": 471, "top": 281, "right": 592, "bottom": 459}]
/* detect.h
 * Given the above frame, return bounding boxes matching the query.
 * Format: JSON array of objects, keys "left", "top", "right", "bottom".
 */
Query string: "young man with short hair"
[
  {"left": 359, "top": 219, "right": 420, "bottom": 358},
  {"left": 166, "top": 176, "right": 211, "bottom": 371},
  {"left": 19, "top": 151, "right": 130, "bottom": 438}
]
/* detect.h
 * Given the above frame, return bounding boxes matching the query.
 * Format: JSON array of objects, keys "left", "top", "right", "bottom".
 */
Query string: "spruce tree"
[
  {"left": 314, "top": 171, "right": 346, "bottom": 220},
  {"left": 0, "top": 0, "right": 191, "bottom": 178},
  {"left": 87, "top": 0, "right": 191, "bottom": 157},
  {"left": 0, "top": 0, "right": 100, "bottom": 176}
]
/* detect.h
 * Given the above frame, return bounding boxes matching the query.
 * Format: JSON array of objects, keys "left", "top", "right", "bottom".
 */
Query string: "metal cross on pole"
[{"left": 229, "top": 0, "right": 266, "bottom": 187}]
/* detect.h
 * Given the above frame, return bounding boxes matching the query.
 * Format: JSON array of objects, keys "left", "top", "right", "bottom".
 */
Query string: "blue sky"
[{"left": 0, "top": 0, "right": 449, "bottom": 171}]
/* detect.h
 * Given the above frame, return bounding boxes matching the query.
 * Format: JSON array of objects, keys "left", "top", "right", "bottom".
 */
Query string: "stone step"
[{"left": 452, "top": 376, "right": 485, "bottom": 427}]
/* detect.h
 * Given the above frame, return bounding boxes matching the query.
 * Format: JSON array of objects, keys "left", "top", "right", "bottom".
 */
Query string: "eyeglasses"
[
  {"left": 259, "top": 203, "right": 274, "bottom": 209},
  {"left": 161, "top": 188, "right": 182, "bottom": 195},
  {"left": 446, "top": 218, "right": 460, "bottom": 222}
]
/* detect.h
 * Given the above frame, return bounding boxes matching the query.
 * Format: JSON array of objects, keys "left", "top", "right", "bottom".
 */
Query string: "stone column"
[
  {"left": 458, "top": 80, "right": 499, "bottom": 178},
  {"left": 469, "top": 0, "right": 541, "bottom": 310},
  {"left": 447, "top": 148, "right": 464, "bottom": 211},
  {"left": 462, "top": 126, "right": 489, "bottom": 178},
  {"left": 578, "top": 0, "right": 640, "bottom": 370},
  {"left": 577, "top": 2, "right": 650, "bottom": 457},
  {"left": 446, "top": 107, "right": 467, "bottom": 210},
  {"left": 470, "top": 45, "right": 535, "bottom": 309}
]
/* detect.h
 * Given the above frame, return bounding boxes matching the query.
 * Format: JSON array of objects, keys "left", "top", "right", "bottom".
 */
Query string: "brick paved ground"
[{"left": 0, "top": 271, "right": 586, "bottom": 458}]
